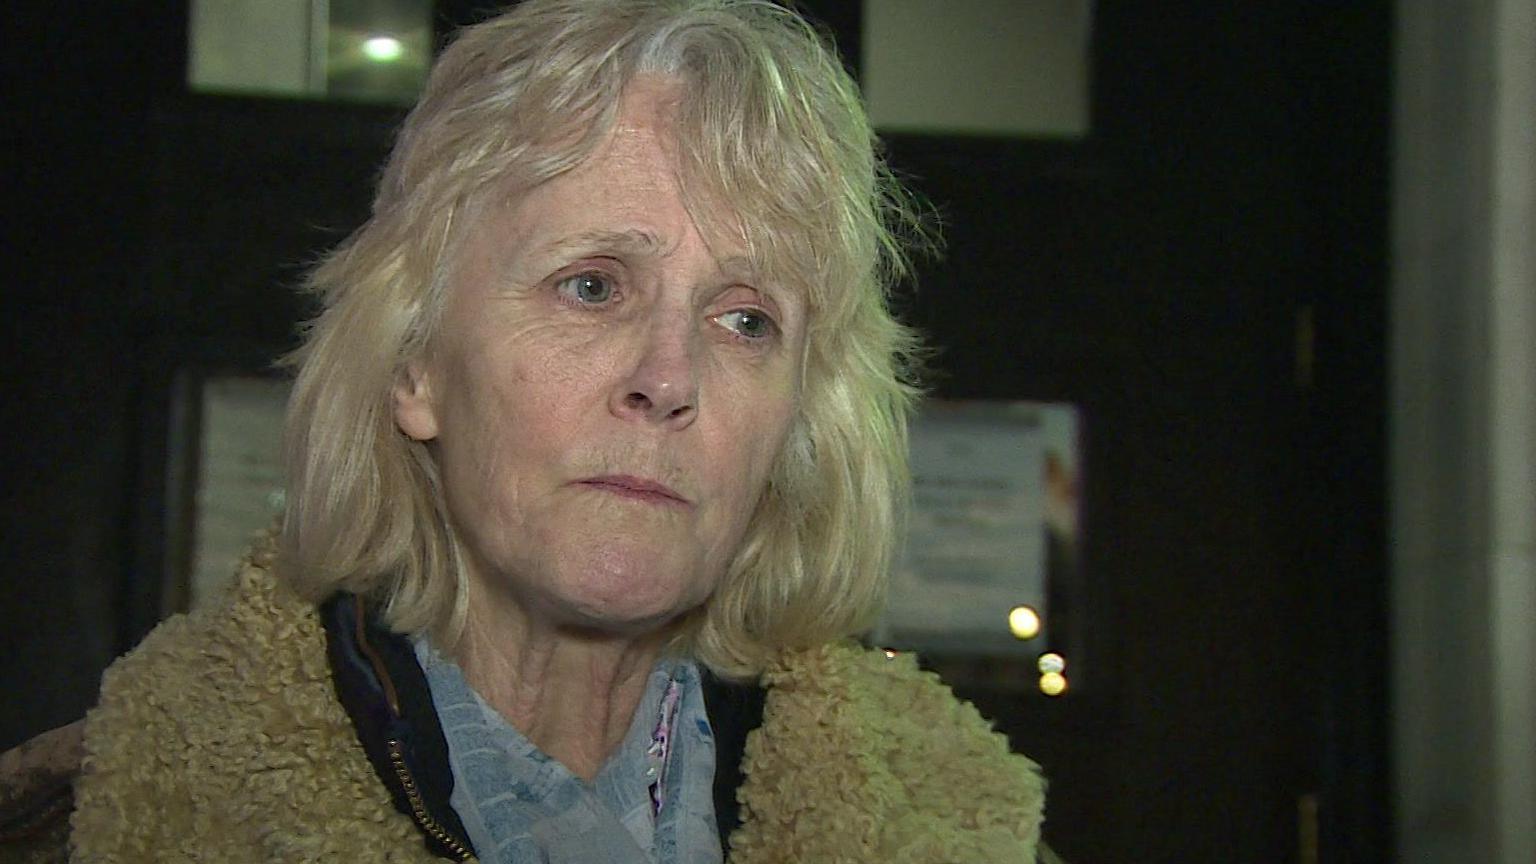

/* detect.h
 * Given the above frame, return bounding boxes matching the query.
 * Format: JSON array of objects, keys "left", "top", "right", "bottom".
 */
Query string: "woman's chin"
[
  {"left": 554, "top": 578, "right": 703, "bottom": 638},
  {"left": 541, "top": 548, "right": 712, "bottom": 633}
]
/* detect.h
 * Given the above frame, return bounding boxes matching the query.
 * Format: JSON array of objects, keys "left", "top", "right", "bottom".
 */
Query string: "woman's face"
[{"left": 393, "top": 78, "right": 804, "bottom": 637}]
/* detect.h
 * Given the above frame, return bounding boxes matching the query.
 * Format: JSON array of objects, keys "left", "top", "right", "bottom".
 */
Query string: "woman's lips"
[{"left": 577, "top": 475, "right": 691, "bottom": 508}]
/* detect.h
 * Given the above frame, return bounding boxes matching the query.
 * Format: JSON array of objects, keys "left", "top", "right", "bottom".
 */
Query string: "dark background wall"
[{"left": 2, "top": 2, "right": 1390, "bottom": 861}]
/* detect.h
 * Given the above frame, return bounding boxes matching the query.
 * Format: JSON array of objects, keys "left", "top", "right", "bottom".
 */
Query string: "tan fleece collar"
[{"left": 75, "top": 547, "right": 1044, "bottom": 863}]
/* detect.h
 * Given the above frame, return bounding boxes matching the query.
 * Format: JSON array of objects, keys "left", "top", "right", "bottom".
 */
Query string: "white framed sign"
[{"left": 877, "top": 400, "right": 1082, "bottom": 657}]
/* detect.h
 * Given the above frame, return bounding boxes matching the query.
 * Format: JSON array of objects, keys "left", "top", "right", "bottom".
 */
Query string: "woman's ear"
[{"left": 392, "top": 361, "right": 440, "bottom": 441}]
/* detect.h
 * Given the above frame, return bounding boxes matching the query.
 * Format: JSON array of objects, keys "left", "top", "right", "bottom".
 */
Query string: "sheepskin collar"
[
  {"left": 731, "top": 645, "right": 1046, "bottom": 863},
  {"left": 72, "top": 545, "right": 1045, "bottom": 862}
]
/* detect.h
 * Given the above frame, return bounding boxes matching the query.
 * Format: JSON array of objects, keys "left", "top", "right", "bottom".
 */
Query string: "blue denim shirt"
[{"left": 414, "top": 639, "right": 722, "bottom": 864}]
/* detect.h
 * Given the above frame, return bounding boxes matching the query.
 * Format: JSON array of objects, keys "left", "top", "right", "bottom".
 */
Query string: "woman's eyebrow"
[
  {"left": 537, "top": 228, "right": 667, "bottom": 259},
  {"left": 714, "top": 254, "right": 756, "bottom": 282}
]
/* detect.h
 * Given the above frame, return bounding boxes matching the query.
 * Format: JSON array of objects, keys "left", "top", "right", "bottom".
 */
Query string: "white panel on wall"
[
  {"left": 190, "top": 377, "right": 290, "bottom": 609},
  {"left": 189, "top": 0, "right": 317, "bottom": 97},
  {"left": 189, "top": 0, "right": 430, "bottom": 103},
  {"left": 878, "top": 400, "right": 1082, "bottom": 664},
  {"left": 862, "top": 0, "right": 1092, "bottom": 137},
  {"left": 1392, "top": 0, "right": 1536, "bottom": 861}
]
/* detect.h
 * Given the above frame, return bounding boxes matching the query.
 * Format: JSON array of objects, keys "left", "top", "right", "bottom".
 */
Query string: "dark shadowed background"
[{"left": 2, "top": 2, "right": 1395, "bottom": 861}]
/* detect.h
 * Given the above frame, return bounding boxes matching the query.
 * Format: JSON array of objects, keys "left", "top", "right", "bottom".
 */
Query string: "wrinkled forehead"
[
  {"left": 608, "top": 78, "right": 780, "bottom": 285},
  {"left": 467, "top": 76, "right": 828, "bottom": 310},
  {"left": 666, "top": 114, "right": 833, "bottom": 315}
]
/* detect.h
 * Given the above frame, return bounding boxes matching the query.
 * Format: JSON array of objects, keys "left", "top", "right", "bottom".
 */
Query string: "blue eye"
[
  {"left": 556, "top": 272, "right": 615, "bottom": 305},
  {"left": 716, "top": 309, "right": 776, "bottom": 340}
]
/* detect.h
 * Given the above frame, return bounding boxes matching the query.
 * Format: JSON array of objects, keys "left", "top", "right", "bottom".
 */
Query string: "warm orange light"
[
  {"left": 1039, "top": 671, "right": 1068, "bottom": 696},
  {"left": 1008, "top": 605, "right": 1042, "bottom": 640}
]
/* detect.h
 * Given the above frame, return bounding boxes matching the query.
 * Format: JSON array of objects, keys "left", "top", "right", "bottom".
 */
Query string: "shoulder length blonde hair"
[{"left": 280, "top": 0, "right": 930, "bottom": 679}]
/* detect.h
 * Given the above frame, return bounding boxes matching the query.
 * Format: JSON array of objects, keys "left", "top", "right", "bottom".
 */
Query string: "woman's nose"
[{"left": 608, "top": 313, "right": 699, "bottom": 429}]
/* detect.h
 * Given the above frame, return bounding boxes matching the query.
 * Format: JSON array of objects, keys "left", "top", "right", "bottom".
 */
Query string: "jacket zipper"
[{"left": 387, "top": 738, "right": 472, "bottom": 862}]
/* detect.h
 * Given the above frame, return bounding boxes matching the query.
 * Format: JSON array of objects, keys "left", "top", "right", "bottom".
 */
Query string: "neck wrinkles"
[{"left": 452, "top": 581, "right": 669, "bottom": 781}]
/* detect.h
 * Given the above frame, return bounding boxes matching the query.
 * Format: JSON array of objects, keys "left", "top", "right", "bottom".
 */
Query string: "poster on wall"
[
  {"left": 185, "top": 376, "right": 290, "bottom": 611},
  {"left": 876, "top": 400, "right": 1083, "bottom": 658}
]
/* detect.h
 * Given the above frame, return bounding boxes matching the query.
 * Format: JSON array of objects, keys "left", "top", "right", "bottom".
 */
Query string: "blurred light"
[
  {"left": 1037, "top": 652, "right": 1066, "bottom": 675},
  {"left": 882, "top": 649, "right": 899, "bottom": 659},
  {"left": 1039, "top": 671, "right": 1068, "bottom": 696},
  {"left": 1008, "top": 605, "right": 1041, "bottom": 640},
  {"left": 362, "top": 36, "right": 404, "bottom": 63}
]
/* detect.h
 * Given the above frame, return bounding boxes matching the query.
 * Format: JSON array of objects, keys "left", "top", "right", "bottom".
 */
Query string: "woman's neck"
[{"left": 452, "top": 587, "right": 667, "bottom": 781}]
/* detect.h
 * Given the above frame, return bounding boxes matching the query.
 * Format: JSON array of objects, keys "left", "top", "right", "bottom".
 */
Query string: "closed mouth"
[{"left": 577, "top": 475, "right": 691, "bottom": 507}]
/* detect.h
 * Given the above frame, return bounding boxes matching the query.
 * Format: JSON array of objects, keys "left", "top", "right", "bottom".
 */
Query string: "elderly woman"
[{"left": 5, "top": 1, "right": 1051, "bottom": 861}]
